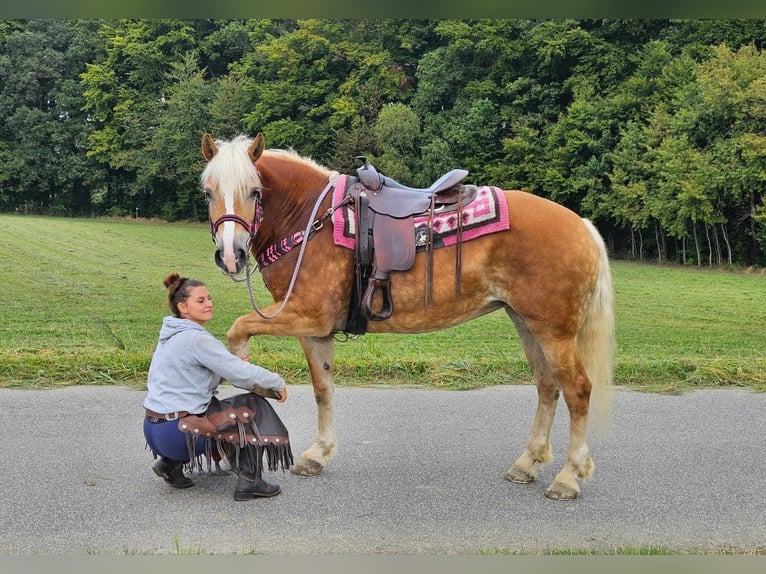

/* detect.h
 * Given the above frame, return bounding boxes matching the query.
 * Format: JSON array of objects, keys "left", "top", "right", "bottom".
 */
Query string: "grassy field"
[{"left": 1, "top": 214, "right": 764, "bottom": 392}]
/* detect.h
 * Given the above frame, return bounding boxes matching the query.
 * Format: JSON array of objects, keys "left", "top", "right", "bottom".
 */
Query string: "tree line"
[{"left": 1, "top": 19, "right": 766, "bottom": 266}]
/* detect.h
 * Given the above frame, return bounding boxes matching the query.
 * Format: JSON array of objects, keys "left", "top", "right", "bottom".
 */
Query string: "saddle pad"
[{"left": 331, "top": 174, "right": 510, "bottom": 251}]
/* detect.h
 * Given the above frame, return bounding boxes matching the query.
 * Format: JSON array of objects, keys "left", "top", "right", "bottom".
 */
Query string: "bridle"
[
  {"left": 208, "top": 190, "right": 263, "bottom": 246},
  {"left": 207, "top": 187, "right": 264, "bottom": 287},
  {"left": 208, "top": 180, "right": 335, "bottom": 320}
]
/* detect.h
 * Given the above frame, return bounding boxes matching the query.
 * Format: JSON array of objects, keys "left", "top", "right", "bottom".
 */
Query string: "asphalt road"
[{"left": 0, "top": 384, "right": 763, "bottom": 555}]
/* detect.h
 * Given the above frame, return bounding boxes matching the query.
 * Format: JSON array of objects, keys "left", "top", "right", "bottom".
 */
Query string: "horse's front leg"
[
  {"left": 226, "top": 312, "right": 338, "bottom": 475},
  {"left": 292, "top": 335, "right": 336, "bottom": 475},
  {"left": 227, "top": 317, "right": 254, "bottom": 358},
  {"left": 226, "top": 305, "right": 324, "bottom": 356}
]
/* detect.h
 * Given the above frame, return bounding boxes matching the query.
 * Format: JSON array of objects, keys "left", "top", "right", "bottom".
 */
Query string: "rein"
[{"left": 241, "top": 179, "right": 336, "bottom": 320}]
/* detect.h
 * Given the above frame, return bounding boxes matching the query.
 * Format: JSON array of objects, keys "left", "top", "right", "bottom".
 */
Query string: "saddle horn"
[{"left": 355, "top": 156, "right": 383, "bottom": 191}]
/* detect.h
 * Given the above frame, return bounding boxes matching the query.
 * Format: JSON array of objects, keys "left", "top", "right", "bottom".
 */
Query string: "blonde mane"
[{"left": 200, "top": 136, "right": 336, "bottom": 199}]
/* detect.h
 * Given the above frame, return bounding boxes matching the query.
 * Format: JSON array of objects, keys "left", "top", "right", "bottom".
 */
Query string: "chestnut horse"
[{"left": 200, "top": 132, "right": 615, "bottom": 500}]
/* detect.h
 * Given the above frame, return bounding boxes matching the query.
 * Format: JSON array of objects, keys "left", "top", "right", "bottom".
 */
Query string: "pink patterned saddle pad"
[{"left": 331, "top": 174, "right": 510, "bottom": 250}]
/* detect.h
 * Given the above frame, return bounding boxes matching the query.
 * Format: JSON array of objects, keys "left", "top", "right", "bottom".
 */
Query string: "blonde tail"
[{"left": 579, "top": 219, "right": 616, "bottom": 432}]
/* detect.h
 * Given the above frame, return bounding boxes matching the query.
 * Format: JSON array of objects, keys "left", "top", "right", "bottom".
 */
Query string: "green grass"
[{"left": 1, "top": 214, "right": 765, "bottom": 392}]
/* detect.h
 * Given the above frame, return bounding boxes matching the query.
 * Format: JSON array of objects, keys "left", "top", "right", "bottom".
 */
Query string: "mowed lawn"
[{"left": 1, "top": 214, "right": 764, "bottom": 392}]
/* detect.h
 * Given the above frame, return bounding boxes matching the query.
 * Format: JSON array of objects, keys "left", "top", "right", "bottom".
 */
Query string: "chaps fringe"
[{"left": 172, "top": 393, "right": 293, "bottom": 477}]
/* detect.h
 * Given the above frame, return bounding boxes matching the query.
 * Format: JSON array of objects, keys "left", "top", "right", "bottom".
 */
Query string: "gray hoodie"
[{"left": 143, "top": 317, "right": 285, "bottom": 415}]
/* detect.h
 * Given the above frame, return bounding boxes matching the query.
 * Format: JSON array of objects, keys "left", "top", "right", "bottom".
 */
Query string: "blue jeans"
[{"left": 143, "top": 416, "right": 204, "bottom": 462}]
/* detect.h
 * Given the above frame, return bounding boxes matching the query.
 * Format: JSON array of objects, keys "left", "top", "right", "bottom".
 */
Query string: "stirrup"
[{"left": 360, "top": 276, "right": 393, "bottom": 320}]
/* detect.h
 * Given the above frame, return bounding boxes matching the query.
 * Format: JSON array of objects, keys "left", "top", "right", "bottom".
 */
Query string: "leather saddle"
[{"left": 347, "top": 158, "right": 472, "bottom": 324}]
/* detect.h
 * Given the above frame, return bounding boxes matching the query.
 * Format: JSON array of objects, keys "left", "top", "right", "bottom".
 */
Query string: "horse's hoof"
[
  {"left": 291, "top": 459, "right": 324, "bottom": 476},
  {"left": 505, "top": 465, "right": 535, "bottom": 484},
  {"left": 544, "top": 481, "right": 579, "bottom": 500}
]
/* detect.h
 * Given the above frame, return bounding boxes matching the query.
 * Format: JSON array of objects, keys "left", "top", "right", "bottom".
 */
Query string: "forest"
[{"left": 1, "top": 19, "right": 766, "bottom": 266}]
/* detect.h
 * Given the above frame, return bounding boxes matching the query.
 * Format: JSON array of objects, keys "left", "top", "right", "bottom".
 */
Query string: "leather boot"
[
  {"left": 233, "top": 475, "right": 281, "bottom": 500},
  {"left": 153, "top": 457, "right": 193, "bottom": 489},
  {"left": 233, "top": 447, "right": 281, "bottom": 500}
]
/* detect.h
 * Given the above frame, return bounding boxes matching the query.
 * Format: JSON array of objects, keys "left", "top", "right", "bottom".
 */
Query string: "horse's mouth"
[{"left": 215, "top": 247, "right": 248, "bottom": 275}]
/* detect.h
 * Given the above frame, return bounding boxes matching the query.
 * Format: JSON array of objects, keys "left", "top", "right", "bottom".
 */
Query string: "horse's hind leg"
[
  {"left": 505, "top": 311, "right": 557, "bottom": 484},
  {"left": 537, "top": 336, "right": 594, "bottom": 500},
  {"left": 292, "top": 335, "right": 337, "bottom": 476},
  {"left": 506, "top": 312, "right": 594, "bottom": 500}
]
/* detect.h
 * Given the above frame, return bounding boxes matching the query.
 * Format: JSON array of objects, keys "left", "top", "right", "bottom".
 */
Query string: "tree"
[
  {"left": 145, "top": 52, "right": 218, "bottom": 220},
  {"left": 231, "top": 19, "right": 412, "bottom": 160},
  {"left": 372, "top": 103, "right": 421, "bottom": 183},
  {"left": 0, "top": 20, "right": 105, "bottom": 214},
  {"left": 81, "top": 19, "right": 241, "bottom": 217}
]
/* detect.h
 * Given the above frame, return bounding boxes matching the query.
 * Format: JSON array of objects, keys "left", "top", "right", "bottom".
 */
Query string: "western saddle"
[{"left": 345, "top": 157, "right": 474, "bottom": 330}]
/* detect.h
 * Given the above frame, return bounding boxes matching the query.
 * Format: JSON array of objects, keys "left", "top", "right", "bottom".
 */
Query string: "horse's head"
[{"left": 200, "top": 133, "right": 265, "bottom": 275}]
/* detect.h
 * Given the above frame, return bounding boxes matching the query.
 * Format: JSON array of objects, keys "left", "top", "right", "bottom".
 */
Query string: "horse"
[{"left": 199, "top": 132, "right": 615, "bottom": 500}]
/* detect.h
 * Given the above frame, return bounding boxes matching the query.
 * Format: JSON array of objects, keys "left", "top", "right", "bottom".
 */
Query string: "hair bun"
[{"left": 163, "top": 272, "right": 182, "bottom": 289}]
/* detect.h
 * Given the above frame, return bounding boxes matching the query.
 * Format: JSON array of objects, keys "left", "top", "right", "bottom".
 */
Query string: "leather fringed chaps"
[{"left": 178, "top": 393, "right": 293, "bottom": 477}]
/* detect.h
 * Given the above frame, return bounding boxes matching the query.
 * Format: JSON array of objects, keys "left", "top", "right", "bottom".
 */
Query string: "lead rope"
[
  {"left": 244, "top": 179, "right": 335, "bottom": 320},
  {"left": 229, "top": 263, "right": 258, "bottom": 283}
]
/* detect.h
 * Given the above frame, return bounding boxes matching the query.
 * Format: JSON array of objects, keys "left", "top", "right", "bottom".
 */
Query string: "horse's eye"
[
  {"left": 203, "top": 189, "right": 213, "bottom": 204},
  {"left": 249, "top": 186, "right": 262, "bottom": 200}
]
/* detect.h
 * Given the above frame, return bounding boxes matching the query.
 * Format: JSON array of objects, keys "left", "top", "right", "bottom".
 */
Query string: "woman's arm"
[{"left": 192, "top": 332, "right": 286, "bottom": 398}]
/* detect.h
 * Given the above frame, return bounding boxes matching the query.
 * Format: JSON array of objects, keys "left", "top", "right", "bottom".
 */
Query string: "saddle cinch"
[{"left": 347, "top": 158, "right": 475, "bottom": 324}]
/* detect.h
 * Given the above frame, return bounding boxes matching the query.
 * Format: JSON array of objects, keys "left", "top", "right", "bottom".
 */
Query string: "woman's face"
[{"left": 178, "top": 285, "right": 213, "bottom": 325}]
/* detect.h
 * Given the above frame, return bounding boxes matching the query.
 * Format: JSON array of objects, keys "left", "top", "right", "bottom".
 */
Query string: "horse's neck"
[{"left": 253, "top": 158, "right": 329, "bottom": 253}]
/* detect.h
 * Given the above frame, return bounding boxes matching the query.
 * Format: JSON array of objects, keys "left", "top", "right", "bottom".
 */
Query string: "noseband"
[{"left": 209, "top": 213, "right": 255, "bottom": 241}]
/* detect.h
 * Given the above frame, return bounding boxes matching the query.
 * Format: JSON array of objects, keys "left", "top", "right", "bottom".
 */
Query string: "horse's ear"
[
  {"left": 201, "top": 133, "right": 217, "bottom": 161},
  {"left": 248, "top": 133, "right": 265, "bottom": 163}
]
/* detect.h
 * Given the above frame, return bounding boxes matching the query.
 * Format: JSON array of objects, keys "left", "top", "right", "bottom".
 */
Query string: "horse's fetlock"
[
  {"left": 527, "top": 440, "right": 552, "bottom": 465},
  {"left": 538, "top": 443, "right": 553, "bottom": 465},
  {"left": 316, "top": 438, "right": 336, "bottom": 454},
  {"left": 578, "top": 457, "right": 595, "bottom": 480},
  {"left": 570, "top": 445, "right": 593, "bottom": 479}
]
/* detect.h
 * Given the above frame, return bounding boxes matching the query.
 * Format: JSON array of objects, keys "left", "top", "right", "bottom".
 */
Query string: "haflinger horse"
[{"left": 199, "top": 132, "right": 615, "bottom": 500}]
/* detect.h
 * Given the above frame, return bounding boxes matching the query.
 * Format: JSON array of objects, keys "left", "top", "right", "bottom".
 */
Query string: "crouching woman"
[{"left": 142, "top": 272, "right": 291, "bottom": 500}]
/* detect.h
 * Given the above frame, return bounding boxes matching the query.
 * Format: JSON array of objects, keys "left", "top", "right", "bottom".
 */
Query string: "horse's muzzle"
[{"left": 214, "top": 238, "right": 249, "bottom": 275}]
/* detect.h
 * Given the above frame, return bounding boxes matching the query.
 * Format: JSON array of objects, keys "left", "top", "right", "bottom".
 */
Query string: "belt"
[{"left": 145, "top": 408, "right": 191, "bottom": 421}]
